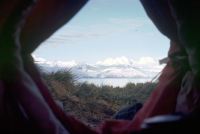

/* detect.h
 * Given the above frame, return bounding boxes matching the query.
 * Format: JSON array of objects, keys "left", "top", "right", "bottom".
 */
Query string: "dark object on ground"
[{"left": 113, "top": 103, "right": 143, "bottom": 120}]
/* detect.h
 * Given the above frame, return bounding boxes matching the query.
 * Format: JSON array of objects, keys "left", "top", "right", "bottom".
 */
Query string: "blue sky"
[{"left": 33, "top": 0, "right": 169, "bottom": 64}]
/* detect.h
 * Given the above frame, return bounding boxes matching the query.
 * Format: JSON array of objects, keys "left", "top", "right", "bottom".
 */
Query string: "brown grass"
[{"left": 42, "top": 70, "right": 156, "bottom": 126}]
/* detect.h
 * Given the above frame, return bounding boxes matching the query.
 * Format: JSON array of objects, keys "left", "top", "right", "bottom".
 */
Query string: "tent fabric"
[
  {"left": 168, "top": 0, "right": 200, "bottom": 115},
  {"left": 140, "top": 0, "right": 178, "bottom": 42},
  {"left": 168, "top": 0, "right": 200, "bottom": 78},
  {"left": 0, "top": 0, "right": 93, "bottom": 133},
  {"left": 0, "top": 0, "right": 200, "bottom": 133},
  {"left": 127, "top": 41, "right": 188, "bottom": 131},
  {"left": 20, "top": 0, "right": 89, "bottom": 55}
]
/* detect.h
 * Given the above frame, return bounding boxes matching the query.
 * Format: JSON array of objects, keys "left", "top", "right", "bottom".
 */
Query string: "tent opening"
[{"left": 32, "top": 0, "right": 169, "bottom": 126}]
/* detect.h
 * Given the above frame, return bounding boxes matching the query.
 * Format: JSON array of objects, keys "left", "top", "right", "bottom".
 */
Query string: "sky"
[{"left": 33, "top": 0, "right": 170, "bottom": 65}]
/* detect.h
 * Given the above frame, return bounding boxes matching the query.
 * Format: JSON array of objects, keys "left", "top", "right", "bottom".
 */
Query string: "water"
[{"left": 78, "top": 78, "right": 152, "bottom": 87}]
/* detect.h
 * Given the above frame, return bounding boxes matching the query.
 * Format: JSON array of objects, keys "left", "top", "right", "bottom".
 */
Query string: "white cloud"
[
  {"left": 96, "top": 56, "right": 158, "bottom": 66},
  {"left": 32, "top": 54, "right": 46, "bottom": 63},
  {"left": 33, "top": 55, "right": 164, "bottom": 71},
  {"left": 32, "top": 55, "right": 165, "bottom": 78},
  {"left": 131, "top": 57, "right": 165, "bottom": 74},
  {"left": 96, "top": 56, "right": 131, "bottom": 66},
  {"left": 96, "top": 56, "right": 164, "bottom": 73},
  {"left": 53, "top": 60, "right": 77, "bottom": 68},
  {"left": 32, "top": 54, "right": 77, "bottom": 68},
  {"left": 131, "top": 57, "right": 157, "bottom": 66}
]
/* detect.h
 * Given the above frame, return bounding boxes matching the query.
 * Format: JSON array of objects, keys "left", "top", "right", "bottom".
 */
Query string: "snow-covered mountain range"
[{"left": 33, "top": 55, "right": 165, "bottom": 79}]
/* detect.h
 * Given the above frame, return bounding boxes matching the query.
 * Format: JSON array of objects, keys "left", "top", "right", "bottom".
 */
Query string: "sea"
[{"left": 78, "top": 78, "right": 153, "bottom": 87}]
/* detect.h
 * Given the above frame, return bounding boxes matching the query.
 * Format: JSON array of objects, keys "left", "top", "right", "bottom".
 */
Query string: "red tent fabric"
[{"left": 0, "top": 0, "right": 200, "bottom": 133}]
